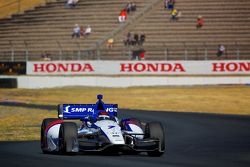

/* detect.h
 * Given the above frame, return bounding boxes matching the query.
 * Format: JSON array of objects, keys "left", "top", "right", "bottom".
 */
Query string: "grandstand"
[{"left": 0, "top": 0, "right": 249, "bottom": 61}]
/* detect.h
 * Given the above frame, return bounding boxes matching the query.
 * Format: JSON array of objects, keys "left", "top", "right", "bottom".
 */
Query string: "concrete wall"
[{"left": 0, "top": 76, "right": 249, "bottom": 88}]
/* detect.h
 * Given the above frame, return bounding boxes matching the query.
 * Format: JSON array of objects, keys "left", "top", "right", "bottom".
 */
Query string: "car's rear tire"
[
  {"left": 145, "top": 122, "right": 165, "bottom": 157},
  {"left": 41, "top": 118, "right": 61, "bottom": 154},
  {"left": 59, "top": 122, "right": 79, "bottom": 155}
]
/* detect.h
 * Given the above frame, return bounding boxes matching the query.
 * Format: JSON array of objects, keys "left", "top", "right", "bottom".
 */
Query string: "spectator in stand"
[
  {"left": 72, "top": 24, "right": 80, "bottom": 38},
  {"left": 66, "top": 0, "right": 79, "bottom": 8},
  {"left": 164, "top": 0, "right": 169, "bottom": 9},
  {"left": 131, "top": 2, "right": 136, "bottom": 12},
  {"left": 139, "top": 33, "right": 146, "bottom": 45},
  {"left": 118, "top": 9, "right": 127, "bottom": 23},
  {"left": 132, "top": 48, "right": 145, "bottom": 60},
  {"left": 83, "top": 25, "right": 92, "bottom": 37},
  {"left": 124, "top": 32, "right": 133, "bottom": 45},
  {"left": 106, "top": 38, "right": 114, "bottom": 49},
  {"left": 80, "top": 25, "right": 85, "bottom": 37},
  {"left": 176, "top": 10, "right": 182, "bottom": 20},
  {"left": 41, "top": 51, "right": 51, "bottom": 61},
  {"left": 133, "top": 33, "right": 139, "bottom": 45},
  {"left": 166, "top": 0, "right": 175, "bottom": 10},
  {"left": 196, "top": 15, "right": 204, "bottom": 29},
  {"left": 139, "top": 48, "right": 145, "bottom": 60},
  {"left": 216, "top": 44, "right": 225, "bottom": 58},
  {"left": 170, "top": 8, "right": 178, "bottom": 21},
  {"left": 126, "top": 2, "right": 137, "bottom": 13},
  {"left": 126, "top": 2, "right": 132, "bottom": 14}
]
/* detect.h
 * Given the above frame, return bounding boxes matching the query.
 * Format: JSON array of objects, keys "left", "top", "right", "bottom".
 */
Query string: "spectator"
[
  {"left": 139, "top": 33, "right": 146, "bottom": 45},
  {"left": 176, "top": 10, "right": 182, "bottom": 20},
  {"left": 83, "top": 25, "right": 92, "bottom": 37},
  {"left": 167, "top": 0, "right": 175, "bottom": 10},
  {"left": 133, "top": 33, "right": 139, "bottom": 45},
  {"left": 41, "top": 52, "right": 51, "bottom": 61},
  {"left": 118, "top": 9, "right": 127, "bottom": 23},
  {"left": 80, "top": 25, "right": 85, "bottom": 36},
  {"left": 71, "top": 24, "right": 80, "bottom": 38},
  {"left": 217, "top": 44, "right": 225, "bottom": 58},
  {"left": 132, "top": 48, "right": 145, "bottom": 60},
  {"left": 164, "top": 0, "right": 169, "bottom": 9},
  {"left": 139, "top": 48, "right": 145, "bottom": 60},
  {"left": 170, "top": 8, "right": 178, "bottom": 21},
  {"left": 66, "top": 0, "right": 79, "bottom": 8},
  {"left": 106, "top": 38, "right": 114, "bottom": 49},
  {"left": 132, "top": 50, "right": 140, "bottom": 60},
  {"left": 126, "top": 2, "right": 132, "bottom": 13},
  {"left": 196, "top": 15, "right": 204, "bottom": 29},
  {"left": 131, "top": 2, "right": 136, "bottom": 12},
  {"left": 124, "top": 32, "right": 133, "bottom": 45}
]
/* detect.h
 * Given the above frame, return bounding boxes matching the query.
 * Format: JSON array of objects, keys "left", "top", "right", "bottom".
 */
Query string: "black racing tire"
[
  {"left": 41, "top": 118, "right": 61, "bottom": 154},
  {"left": 145, "top": 122, "right": 165, "bottom": 157},
  {"left": 59, "top": 122, "right": 79, "bottom": 155}
]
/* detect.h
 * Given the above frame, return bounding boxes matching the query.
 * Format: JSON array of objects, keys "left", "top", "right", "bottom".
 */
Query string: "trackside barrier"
[
  {"left": 0, "top": 76, "right": 249, "bottom": 89},
  {"left": 0, "top": 61, "right": 250, "bottom": 88},
  {"left": 0, "top": 78, "right": 17, "bottom": 88},
  {"left": 26, "top": 61, "right": 250, "bottom": 75}
]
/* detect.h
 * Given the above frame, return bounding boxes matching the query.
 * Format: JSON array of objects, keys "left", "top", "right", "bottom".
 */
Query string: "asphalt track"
[{"left": 0, "top": 105, "right": 250, "bottom": 167}]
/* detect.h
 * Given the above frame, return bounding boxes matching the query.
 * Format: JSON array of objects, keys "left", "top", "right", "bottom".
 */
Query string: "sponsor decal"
[
  {"left": 63, "top": 106, "right": 94, "bottom": 114},
  {"left": 106, "top": 107, "right": 117, "bottom": 112},
  {"left": 108, "top": 125, "right": 116, "bottom": 129},
  {"left": 63, "top": 105, "right": 117, "bottom": 114},
  {"left": 212, "top": 62, "right": 250, "bottom": 72},
  {"left": 120, "top": 63, "right": 186, "bottom": 73},
  {"left": 33, "top": 63, "right": 94, "bottom": 73},
  {"left": 27, "top": 61, "right": 250, "bottom": 75}
]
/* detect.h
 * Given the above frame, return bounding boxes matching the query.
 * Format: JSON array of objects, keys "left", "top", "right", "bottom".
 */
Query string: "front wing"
[{"left": 77, "top": 138, "right": 160, "bottom": 152}]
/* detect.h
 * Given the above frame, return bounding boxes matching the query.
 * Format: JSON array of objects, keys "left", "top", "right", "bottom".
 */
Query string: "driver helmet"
[{"left": 98, "top": 111, "right": 110, "bottom": 120}]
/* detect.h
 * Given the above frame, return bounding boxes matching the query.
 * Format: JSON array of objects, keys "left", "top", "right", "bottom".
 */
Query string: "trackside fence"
[{"left": 0, "top": 43, "right": 248, "bottom": 61}]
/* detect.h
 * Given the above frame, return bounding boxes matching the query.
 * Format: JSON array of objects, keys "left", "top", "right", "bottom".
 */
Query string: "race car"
[{"left": 40, "top": 94, "right": 165, "bottom": 156}]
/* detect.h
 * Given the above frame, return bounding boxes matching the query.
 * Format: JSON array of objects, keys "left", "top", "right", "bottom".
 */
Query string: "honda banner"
[{"left": 27, "top": 61, "right": 250, "bottom": 75}]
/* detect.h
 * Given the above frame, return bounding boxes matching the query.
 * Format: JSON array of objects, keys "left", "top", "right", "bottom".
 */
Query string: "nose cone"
[
  {"left": 97, "top": 120, "right": 125, "bottom": 144},
  {"left": 105, "top": 125, "right": 125, "bottom": 144}
]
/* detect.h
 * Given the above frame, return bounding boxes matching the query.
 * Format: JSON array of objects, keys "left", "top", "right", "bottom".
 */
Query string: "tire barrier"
[
  {"left": 0, "top": 78, "right": 17, "bottom": 88},
  {"left": 0, "top": 62, "right": 26, "bottom": 75}
]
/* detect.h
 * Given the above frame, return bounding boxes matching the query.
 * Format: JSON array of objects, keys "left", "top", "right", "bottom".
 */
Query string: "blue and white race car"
[{"left": 41, "top": 94, "right": 165, "bottom": 156}]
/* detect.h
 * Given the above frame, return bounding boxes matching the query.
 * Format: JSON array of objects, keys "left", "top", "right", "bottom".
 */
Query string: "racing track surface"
[{"left": 0, "top": 104, "right": 250, "bottom": 167}]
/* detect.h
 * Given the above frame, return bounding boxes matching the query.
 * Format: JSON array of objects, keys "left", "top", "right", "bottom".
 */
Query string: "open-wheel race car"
[{"left": 41, "top": 94, "right": 165, "bottom": 156}]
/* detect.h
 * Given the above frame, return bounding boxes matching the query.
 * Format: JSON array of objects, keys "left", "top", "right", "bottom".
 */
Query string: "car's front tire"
[
  {"left": 145, "top": 122, "right": 165, "bottom": 157},
  {"left": 59, "top": 122, "right": 79, "bottom": 154},
  {"left": 41, "top": 118, "right": 61, "bottom": 154}
]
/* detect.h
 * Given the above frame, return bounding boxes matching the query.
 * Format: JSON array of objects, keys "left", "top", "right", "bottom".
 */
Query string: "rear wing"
[{"left": 58, "top": 103, "right": 118, "bottom": 119}]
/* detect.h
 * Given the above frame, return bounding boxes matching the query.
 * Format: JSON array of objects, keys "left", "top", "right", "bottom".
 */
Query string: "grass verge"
[{"left": 0, "top": 85, "right": 250, "bottom": 141}]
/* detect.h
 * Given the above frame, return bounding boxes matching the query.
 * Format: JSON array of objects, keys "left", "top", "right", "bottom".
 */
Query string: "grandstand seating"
[
  {"left": 109, "top": 0, "right": 250, "bottom": 60},
  {"left": 0, "top": 0, "right": 249, "bottom": 61},
  {"left": 0, "top": 0, "right": 154, "bottom": 61}
]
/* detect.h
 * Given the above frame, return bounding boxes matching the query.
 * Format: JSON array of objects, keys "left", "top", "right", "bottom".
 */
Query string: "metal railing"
[{"left": 0, "top": 41, "right": 249, "bottom": 61}]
